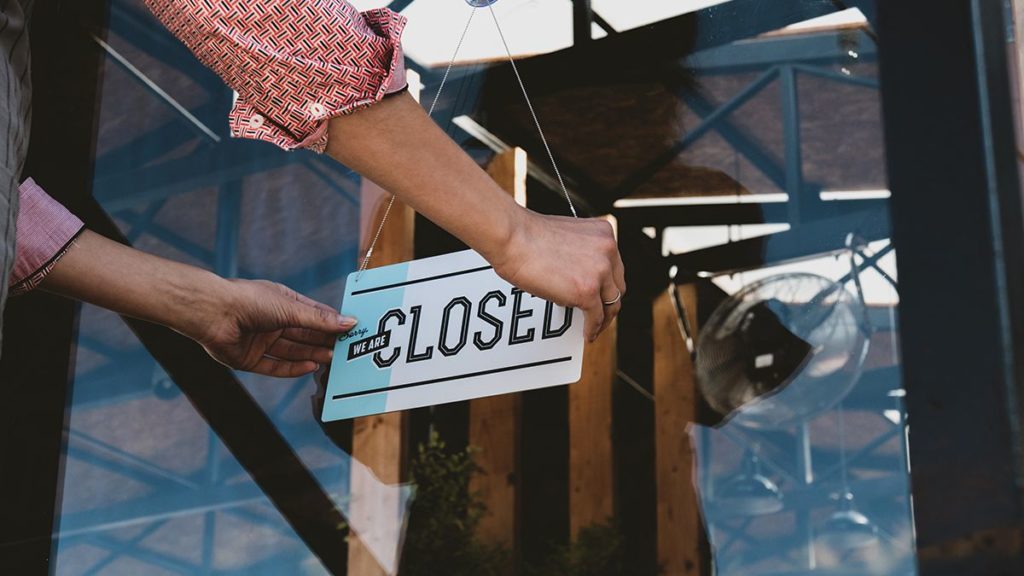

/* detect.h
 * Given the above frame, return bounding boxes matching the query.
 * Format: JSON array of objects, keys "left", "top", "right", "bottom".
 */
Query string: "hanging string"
[
  {"left": 358, "top": 4, "right": 580, "bottom": 280},
  {"left": 358, "top": 8, "right": 478, "bottom": 278},
  {"left": 487, "top": 4, "right": 577, "bottom": 218}
]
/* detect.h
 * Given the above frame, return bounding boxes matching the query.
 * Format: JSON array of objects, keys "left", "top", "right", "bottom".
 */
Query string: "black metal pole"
[
  {"left": 877, "top": 0, "right": 1024, "bottom": 572},
  {"left": 573, "top": 0, "right": 593, "bottom": 47}
]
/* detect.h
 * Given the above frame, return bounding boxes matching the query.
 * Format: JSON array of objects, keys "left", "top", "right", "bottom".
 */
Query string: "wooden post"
[
  {"left": 469, "top": 148, "right": 527, "bottom": 557},
  {"left": 348, "top": 183, "right": 415, "bottom": 576},
  {"left": 653, "top": 284, "right": 702, "bottom": 575},
  {"left": 568, "top": 218, "right": 618, "bottom": 537},
  {"left": 348, "top": 70, "right": 421, "bottom": 576}
]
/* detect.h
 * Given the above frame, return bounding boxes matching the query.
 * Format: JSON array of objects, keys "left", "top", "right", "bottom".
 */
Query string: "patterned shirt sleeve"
[
  {"left": 144, "top": 0, "right": 408, "bottom": 153},
  {"left": 10, "top": 179, "right": 85, "bottom": 297}
]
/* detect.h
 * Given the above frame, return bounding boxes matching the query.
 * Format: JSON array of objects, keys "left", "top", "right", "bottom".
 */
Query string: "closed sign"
[{"left": 322, "top": 250, "right": 585, "bottom": 422}]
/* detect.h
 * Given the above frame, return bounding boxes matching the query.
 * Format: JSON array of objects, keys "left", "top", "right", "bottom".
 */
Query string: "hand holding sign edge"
[{"left": 493, "top": 211, "right": 625, "bottom": 343}]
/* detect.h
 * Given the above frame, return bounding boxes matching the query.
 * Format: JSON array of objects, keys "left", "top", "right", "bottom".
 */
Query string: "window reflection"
[
  {"left": 46, "top": 0, "right": 920, "bottom": 574},
  {"left": 689, "top": 247, "right": 914, "bottom": 575}
]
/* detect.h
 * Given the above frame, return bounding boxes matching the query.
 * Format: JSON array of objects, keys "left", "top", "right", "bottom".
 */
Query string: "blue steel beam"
[
  {"left": 302, "top": 157, "right": 360, "bottom": 205},
  {"left": 838, "top": 242, "right": 895, "bottom": 288},
  {"left": 666, "top": 204, "right": 889, "bottom": 275},
  {"left": 280, "top": 245, "right": 360, "bottom": 290},
  {"left": 65, "top": 445, "right": 196, "bottom": 493},
  {"left": 114, "top": 210, "right": 216, "bottom": 266},
  {"left": 59, "top": 480, "right": 278, "bottom": 537},
  {"left": 70, "top": 430, "right": 201, "bottom": 489},
  {"left": 214, "top": 181, "right": 242, "bottom": 278},
  {"left": 92, "top": 34, "right": 221, "bottom": 144},
  {"left": 94, "top": 143, "right": 293, "bottom": 212},
  {"left": 387, "top": 0, "right": 415, "bottom": 12},
  {"left": 686, "top": 30, "right": 877, "bottom": 73},
  {"left": 93, "top": 102, "right": 222, "bottom": 179},
  {"left": 670, "top": 88, "right": 788, "bottom": 192},
  {"left": 77, "top": 335, "right": 122, "bottom": 360},
  {"left": 793, "top": 63, "right": 879, "bottom": 89},
  {"left": 57, "top": 460, "right": 350, "bottom": 537},
  {"left": 108, "top": 0, "right": 222, "bottom": 89},
  {"left": 780, "top": 65, "right": 805, "bottom": 223},
  {"left": 125, "top": 199, "right": 168, "bottom": 244},
  {"left": 81, "top": 520, "right": 169, "bottom": 576},
  {"left": 612, "top": 66, "right": 781, "bottom": 197},
  {"left": 84, "top": 533, "right": 196, "bottom": 575}
]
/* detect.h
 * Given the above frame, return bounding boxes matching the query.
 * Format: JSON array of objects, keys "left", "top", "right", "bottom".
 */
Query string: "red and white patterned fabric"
[
  {"left": 10, "top": 179, "right": 85, "bottom": 296},
  {"left": 144, "top": 0, "right": 408, "bottom": 153}
]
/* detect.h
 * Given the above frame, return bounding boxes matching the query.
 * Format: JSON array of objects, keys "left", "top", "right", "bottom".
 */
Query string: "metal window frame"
[{"left": 877, "top": 0, "right": 1024, "bottom": 573}]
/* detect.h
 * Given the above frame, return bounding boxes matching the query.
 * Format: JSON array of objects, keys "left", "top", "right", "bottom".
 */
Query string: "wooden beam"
[
  {"left": 348, "top": 184, "right": 415, "bottom": 576},
  {"left": 568, "top": 216, "right": 617, "bottom": 536},
  {"left": 348, "top": 69, "right": 421, "bottom": 576},
  {"left": 653, "top": 285, "right": 702, "bottom": 576},
  {"left": 469, "top": 148, "right": 528, "bottom": 560}
]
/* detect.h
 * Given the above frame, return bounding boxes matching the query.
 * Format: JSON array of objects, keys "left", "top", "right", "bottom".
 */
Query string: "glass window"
[{"left": 45, "top": 1, "right": 920, "bottom": 575}]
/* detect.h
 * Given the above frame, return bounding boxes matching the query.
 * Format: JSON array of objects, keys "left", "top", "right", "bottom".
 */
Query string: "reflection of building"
[{"left": 4, "top": 1, "right": 1024, "bottom": 575}]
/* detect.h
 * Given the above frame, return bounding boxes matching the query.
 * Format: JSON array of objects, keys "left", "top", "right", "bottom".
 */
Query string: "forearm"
[
  {"left": 325, "top": 91, "right": 523, "bottom": 264},
  {"left": 39, "top": 230, "right": 231, "bottom": 339}
]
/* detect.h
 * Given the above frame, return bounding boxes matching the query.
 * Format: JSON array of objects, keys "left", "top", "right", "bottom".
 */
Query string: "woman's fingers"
[
  {"left": 250, "top": 356, "right": 320, "bottom": 378},
  {"left": 489, "top": 211, "right": 626, "bottom": 343},
  {"left": 598, "top": 282, "right": 622, "bottom": 336},
  {"left": 283, "top": 326, "right": 339, "bottom": 348},
  {"left": 582, "top": 299, "right": 606, "bottom": 343},
  {"left": 269, "top": 338, "right": 334, "bottom": 364}
]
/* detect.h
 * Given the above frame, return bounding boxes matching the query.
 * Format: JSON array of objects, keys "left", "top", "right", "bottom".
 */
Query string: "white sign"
[{"left": 322, "top": 249, "right": 585, "bottom": 422}]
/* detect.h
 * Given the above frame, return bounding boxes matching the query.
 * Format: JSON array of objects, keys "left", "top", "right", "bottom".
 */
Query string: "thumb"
[
  {"left": 271, "top": 285, "right": 355, "bottom": 333},
  {"left": 287, "top": 299, "right": 356, "bottom": 334}
]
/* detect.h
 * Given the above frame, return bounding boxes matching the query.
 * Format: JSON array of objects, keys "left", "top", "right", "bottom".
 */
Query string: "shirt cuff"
[
  {"left": 227, "top": 8, "right": 408, "bottom": 153},
  {"left": 10, "top": 178, "right": 85, "bottom": 296}
]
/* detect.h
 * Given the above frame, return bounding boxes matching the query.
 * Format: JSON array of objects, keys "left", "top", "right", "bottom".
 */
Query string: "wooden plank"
[
  {"left": 348, "top": 184, "right": 415, "bottom": 576},
  {"left": 348, "top": 70, "right": 421, "bottom": 575},
  {"left": 569, "top": 317, "right": 617, "bottom": 535},
  {"left": 469, "top": 148, "right": 527, "bottom": 557},
  {"left": 568, "top": 215, "right": 618, "bottom": 537},
  {"left": 653, "top": 285, "right": 702, "bottom": 576}
]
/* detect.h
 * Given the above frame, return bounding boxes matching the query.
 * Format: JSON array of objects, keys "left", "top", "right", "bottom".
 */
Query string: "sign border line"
[
  {"left": 331, "top": 356, "right": 574, "bottom": 401},
  {"left": 350, "top": 265, "right": 494, "bottom": 296}
]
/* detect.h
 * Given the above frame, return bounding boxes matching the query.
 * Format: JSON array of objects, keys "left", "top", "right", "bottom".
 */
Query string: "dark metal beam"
[
  {"left": 878, "top": 0, "right": 1024, "bottom": 571},
  {"left": 615, "top": 201, "right": 789, "bottom": 228},
  {"left": 0, "top": 2, "right": 106, "bottom": 570},
  {"left": 685, "top": 30, "right": 877, "bottom": 73},
  {"left": 666, "top": 206, "right": 889, "bottom": 275},
  {"left": 678, "top": 87, "right": 791, "bottom": 193},
  {"left": 573, "top": 0, "right": 594, "bottom": 46},
  {"left": 614, "top": 67, "right": 781, "bottom": 198},
  {"left": 386, "top": 0, "right": 415, "bottom": 13}
]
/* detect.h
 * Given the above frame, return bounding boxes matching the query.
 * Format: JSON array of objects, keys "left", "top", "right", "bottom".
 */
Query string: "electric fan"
[{"left": 694, "top": 273, "right": 869, "bottom": 430}]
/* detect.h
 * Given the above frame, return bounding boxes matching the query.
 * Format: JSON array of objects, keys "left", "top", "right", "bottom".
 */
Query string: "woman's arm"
[
  {"left": 326, "top": 92, "right": 625, "bottom": 341},
  {"left": 40, "top": 230, "right": 354, "bottom": 377},
  {"left": 142, "top": 0, "right": 625, "bottom": 340}
]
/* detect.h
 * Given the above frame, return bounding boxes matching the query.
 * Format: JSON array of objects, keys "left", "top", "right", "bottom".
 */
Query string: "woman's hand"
[
  {"left": 40, "top": 230, "right": 354, "bottom": 378},
  {"left": 192, "top": 280, "right": 356, "bottom": 377},
  {"left": 492, "top": 210, "right": 626, "bottom": 342},
  {"left": 326, "top": 94, "right": 625, "bottom": 343}
]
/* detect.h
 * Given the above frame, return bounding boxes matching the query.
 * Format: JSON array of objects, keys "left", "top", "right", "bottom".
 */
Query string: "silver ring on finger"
[{"left": 602, "top": 289, "right": 622, "bottom": 307}]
